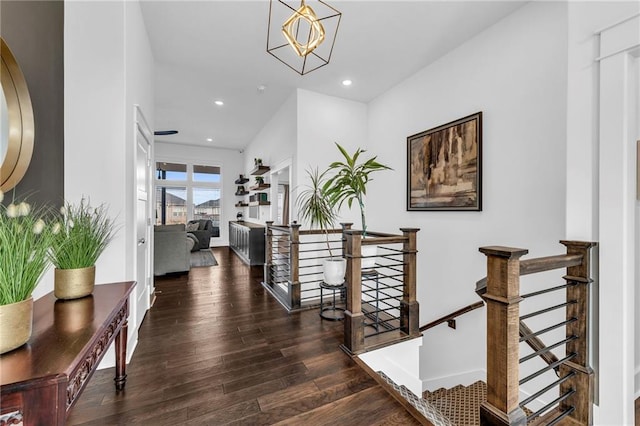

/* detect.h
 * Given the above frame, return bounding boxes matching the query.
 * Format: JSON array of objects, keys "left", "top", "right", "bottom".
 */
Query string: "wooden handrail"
[
  {"left": 343, "top": 229, "right": 409, "bottom": 246},
  {"left": 475, "top": 253, "right": 585, "bottom": 296},
  {"left": 520, "top": 254, "right": 583, "bottom": 276},
  {"left": 420, "top": 301, "right": 484, "bottom": 332}
]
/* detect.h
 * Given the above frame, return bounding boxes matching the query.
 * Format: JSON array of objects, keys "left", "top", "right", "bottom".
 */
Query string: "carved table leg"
[{"left": 114, "top": 320, "right": 128, "bottom": 391}]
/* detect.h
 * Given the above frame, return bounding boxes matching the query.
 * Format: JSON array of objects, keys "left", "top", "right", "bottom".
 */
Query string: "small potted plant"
[
  {"left": 323, "top": 143, "right": 392, "bottom": 268},
  {"left": 0, "top": 191, "right": 56, "bottom": 353},
  {"left": 49, "top": 198, "right": 118, "bottom": 300},
  {"left": 296, "top": 167, "right": 344, "bottom": 285}
]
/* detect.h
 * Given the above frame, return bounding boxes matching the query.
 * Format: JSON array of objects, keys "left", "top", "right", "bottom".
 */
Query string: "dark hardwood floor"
[{"left": 67, "top": 247, "right": 418, "bottom": 425}]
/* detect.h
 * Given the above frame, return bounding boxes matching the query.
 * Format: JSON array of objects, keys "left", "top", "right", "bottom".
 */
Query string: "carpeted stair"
[
  {"left": 377, "top": 371, "right": 454, "bottom": 426},
  {"left": 377, "top": 371, "right": 488, "bottom": 426},
  {"left": 422, "top": 381, "right": 487, "bottom": 426},
  {"left": 378, "top": 372, "right": 542, "bottom": 425}
]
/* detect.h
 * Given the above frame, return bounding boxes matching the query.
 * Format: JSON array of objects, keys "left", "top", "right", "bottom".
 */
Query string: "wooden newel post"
[
  {"left": 340, "top": 223, "right": 353, "bottom": 259},
  {"left": 289, "top": 223, "right": 301, "bottom": 309},
  {"left": 400, "top": 228, "right": 420, "bottom": 338},
  {"left": 343, "top": 230, "right": 364, "bottom": 354},
  {"left": 479, "top": 246, "right": 528, "bottom": 426},
  {"left": 265, "top": 222, "right": 274, "bottom": 287},
  {"left": 559, "top": 240, "right": 597, "bottom": 425}
]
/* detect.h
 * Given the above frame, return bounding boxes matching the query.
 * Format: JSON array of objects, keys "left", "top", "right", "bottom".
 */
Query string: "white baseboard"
[{"left": 422, "top": 369, "right": 486, "bottom": 392}]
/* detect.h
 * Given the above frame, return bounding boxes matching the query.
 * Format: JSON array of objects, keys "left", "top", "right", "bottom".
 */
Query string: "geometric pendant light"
[{"left": 267, "top": 0, "right": 342, "bottom": 75}]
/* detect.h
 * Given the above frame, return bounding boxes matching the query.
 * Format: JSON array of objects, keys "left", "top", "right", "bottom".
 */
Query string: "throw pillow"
[
  {"left": 186, "top": 232, "right": 199, "bottom": 251},
  {"left": 186, "top": 222, "right": 200, "bottom": 232}
]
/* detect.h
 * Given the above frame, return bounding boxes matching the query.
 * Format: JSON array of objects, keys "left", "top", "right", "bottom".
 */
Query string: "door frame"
[{"left": 134, "top": 105, "right": 154, "bottom": 317}]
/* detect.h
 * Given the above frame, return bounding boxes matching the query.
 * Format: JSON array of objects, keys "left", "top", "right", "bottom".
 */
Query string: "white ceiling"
[{"left": 140, "top": 1, "right": 527, "bottom": 151}]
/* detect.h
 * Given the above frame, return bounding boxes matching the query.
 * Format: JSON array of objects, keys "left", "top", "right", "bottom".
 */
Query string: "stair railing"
[
  {"left": 264, "top": 222, "right": 350, "bottom": 311},
  {"left": 341, "top": 228, "right": 421, "bottom": 355},
  {"left": 420, "top": 300, "right": 484, "bottom": 332},
  {"left": 478, "top": 241, "right": 596, "bottom": 426}
]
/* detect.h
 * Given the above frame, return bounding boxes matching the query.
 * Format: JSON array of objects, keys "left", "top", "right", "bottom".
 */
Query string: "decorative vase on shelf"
[
  {"left": 49, "top": 198, "right": 118, "bottom": 301},
  {"left": 0, "top": 192, "right": 57, "bottom": 354},
  {"left": 54, "top": 266, "right": 96, "bottom": 300},
  {"left": 0, "top": 297, "right": 33, "bottom": 354}
]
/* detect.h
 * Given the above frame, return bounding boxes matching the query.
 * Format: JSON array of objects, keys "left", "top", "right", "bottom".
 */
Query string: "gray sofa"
[
  {"left": 154, "top": 224, "right": 194, "bottom": 275},
  {"left": 186, "top": 219, "right": 218, "bottom": 250}
]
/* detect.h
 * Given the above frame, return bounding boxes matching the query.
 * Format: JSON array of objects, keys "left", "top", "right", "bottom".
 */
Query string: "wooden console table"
[{"left": 0, "top": 281, "right": 136, "bottom": 426}]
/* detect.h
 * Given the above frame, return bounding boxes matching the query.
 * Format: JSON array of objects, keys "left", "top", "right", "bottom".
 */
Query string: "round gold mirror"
[{"left": 1, "top": 37, "right": 34, "bottom": 192}]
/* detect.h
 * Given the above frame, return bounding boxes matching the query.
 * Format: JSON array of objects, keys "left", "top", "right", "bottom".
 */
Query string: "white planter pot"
[
  {"left": 361, "top": 244, "right": 377, "bottom": 269},
  {"left": 323, "top": 258, "right": 346, "bottom": 285}
]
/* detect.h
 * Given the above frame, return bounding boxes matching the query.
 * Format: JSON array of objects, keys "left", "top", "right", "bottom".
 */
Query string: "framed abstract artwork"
[{"left": 407, "top": 112, "right": 482, "bottom": 211}]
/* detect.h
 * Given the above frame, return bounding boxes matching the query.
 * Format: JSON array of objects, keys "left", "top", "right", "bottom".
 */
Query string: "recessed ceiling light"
[
  {"left": 206, "top": 138, "right": 213, "bottom": 142},
  {"left": 342, "top": 79, "right": 352, "bottom": 86},
  {"left": 214, "top": 100, "right": 224, "bottom": 106}
]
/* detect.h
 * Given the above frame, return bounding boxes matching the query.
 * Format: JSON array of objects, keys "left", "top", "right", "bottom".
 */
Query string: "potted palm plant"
[
  {"left": 323, "top": 143, "right": 392, "bottom": 268},
  {"left": 49, "top": 198, "right": 117, "bottom": 300},
  {"left": 0, "top": 191, "right": 56, "bottom": 353},
  {"left": 296, "top": 167, "right": 345, "bottom": 285}
]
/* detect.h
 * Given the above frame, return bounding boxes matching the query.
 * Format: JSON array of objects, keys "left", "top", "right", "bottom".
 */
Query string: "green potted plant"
[
  {"left": 0, "top": 191, "right": 56, "bottom": 353},
  {"left": 296, "top": 167, "right": 344, "bottom": 285},
  {"left": 49, "top": 198, "right": 118, "bottom": 300},
  {"left": 323, "top": 143, "right": 392, "bottom": 268}
]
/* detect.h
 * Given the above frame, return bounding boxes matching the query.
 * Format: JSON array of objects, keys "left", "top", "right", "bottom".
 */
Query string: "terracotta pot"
[
  {"left": 54, "top": 265, "right": 96, "bottom": 300},
  {"left": 0, "top": 297, "right": 33, "bottom": 354}
]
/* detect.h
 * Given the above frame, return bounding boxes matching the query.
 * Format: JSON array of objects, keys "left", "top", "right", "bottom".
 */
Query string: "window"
[{"left": 155, "top": 161, "right": 222, "bottom": 233}]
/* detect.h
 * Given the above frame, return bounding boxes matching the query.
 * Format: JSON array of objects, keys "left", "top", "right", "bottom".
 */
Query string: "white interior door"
[{"left": 135, "top": 106, "right": 153, "bottom": 330}]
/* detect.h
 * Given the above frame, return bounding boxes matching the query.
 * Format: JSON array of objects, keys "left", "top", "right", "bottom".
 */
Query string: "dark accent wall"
[{"left": 1, "top": 0, "right": 64, "bottom": 207}]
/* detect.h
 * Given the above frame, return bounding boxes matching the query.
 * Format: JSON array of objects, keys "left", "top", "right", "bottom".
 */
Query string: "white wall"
[
  {"left": 565, "top": 2, "right": 640, "bottom": 423},
  {"left": 367, "top": 1, "right": 569, "bottom": 390},
  {"left": 241, "top": 89, "right": 368, "bottom": 227},
  {"left": 242, "top": 93, "right": 297, "bottom": 225},
  {"left": 636, "top": 57, "right": 640, "bottom": 401},
  {"left": 64, "top": 0, "right": 127, "bottom": 286},
  {"left": 62, "top": 0, "right": 155, "bottom": 366},
  {"left": 295, "top": 89, "right": 368, "bottom": 227},
  {"left": 154, "top": 142, "right": 244, "bottom": 245}
]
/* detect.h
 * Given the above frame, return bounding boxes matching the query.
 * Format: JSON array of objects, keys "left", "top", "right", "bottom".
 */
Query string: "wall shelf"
[
  {"left": 235, "top": 202, "right": 249, "bottom": 207},
  {"left": 235, "top": 190, "right": 249, "bottom": 196},
  {"left": 250, "top": 165, "right": 270, "bottom": 176},
  {"left": 234, "top": 176, "right": 249, "bottom": 184},
  {"left": 249, "top": 183, "right": 271, "bottom": 191},
  {"left": 249, "top": 200, "right": 271, "bottom": 206}
]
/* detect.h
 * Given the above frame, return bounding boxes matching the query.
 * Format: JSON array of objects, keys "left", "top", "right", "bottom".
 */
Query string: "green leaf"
[{"left": 320, "top": 143, "right": 391, "bottom": 233}]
